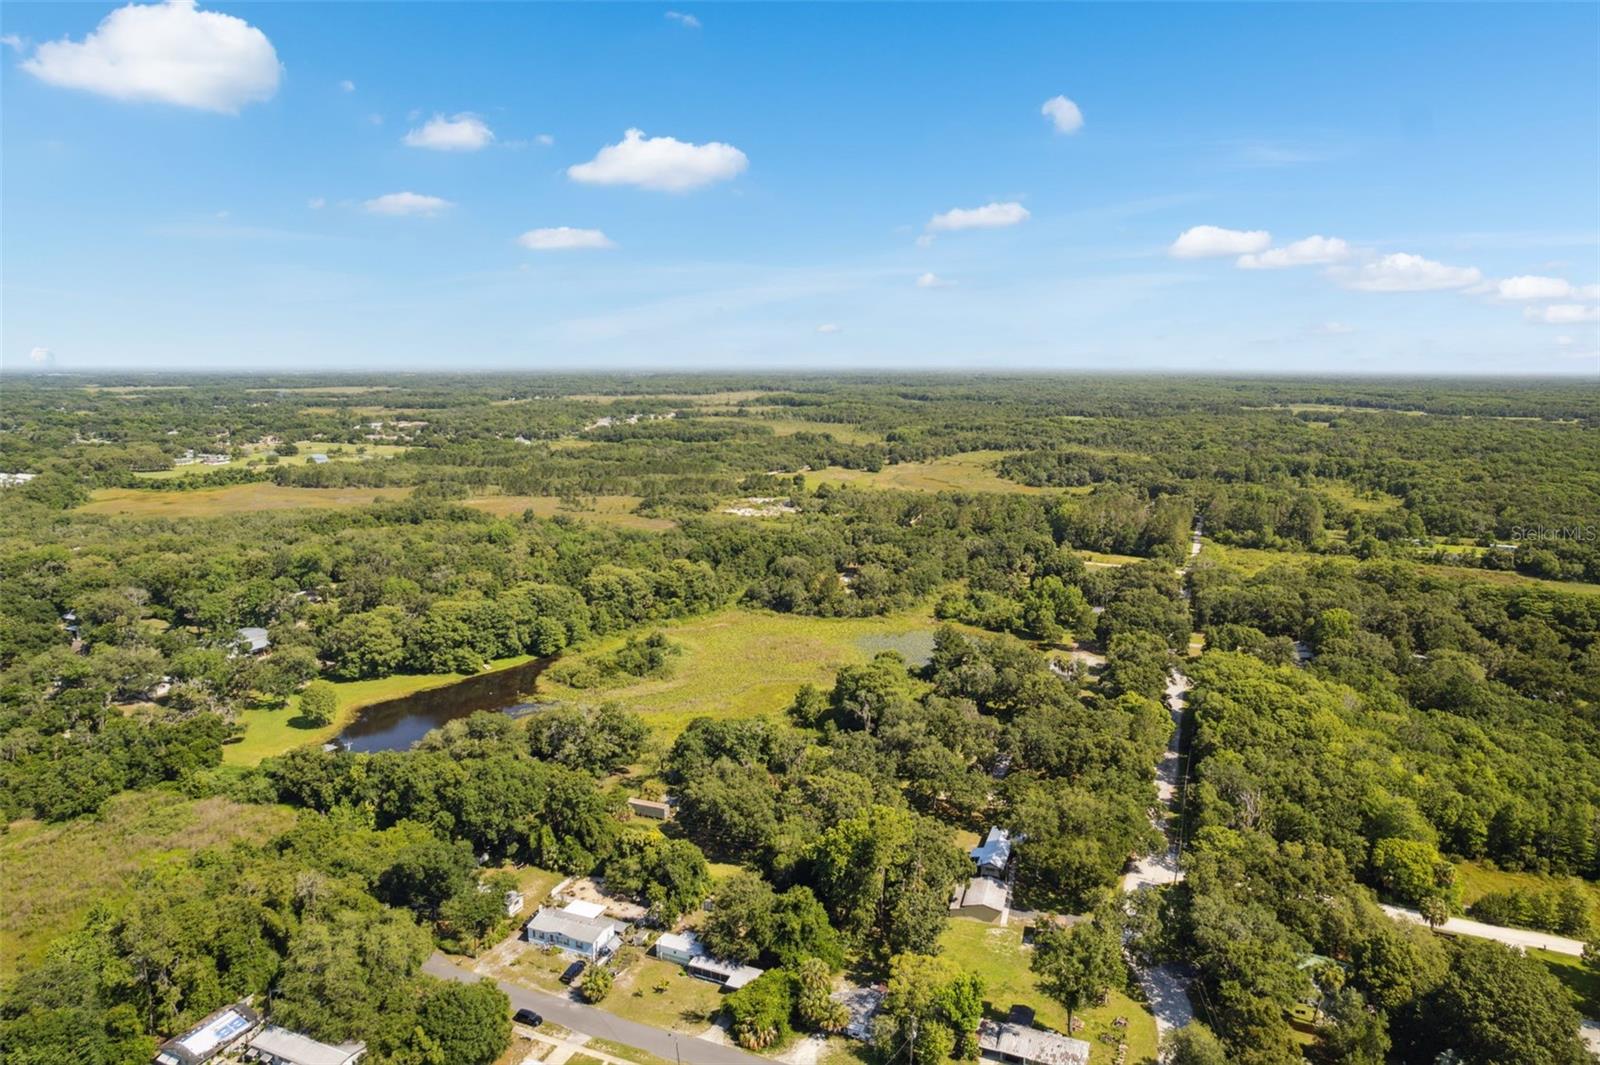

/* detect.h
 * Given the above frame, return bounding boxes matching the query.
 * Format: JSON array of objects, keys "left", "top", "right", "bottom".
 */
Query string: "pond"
[{"left": 335, "top": 657, "right": 553, "bottom": 753}]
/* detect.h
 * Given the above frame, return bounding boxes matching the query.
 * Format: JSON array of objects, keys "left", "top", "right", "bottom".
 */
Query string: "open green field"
[
  {"left": 537, "top": 605, "right": 940, "bottom": 739},
  {"left": 937, "top": 919, "right": 1158, "bottom": 1065},
  {"left": 224, "top": 654, "right": 538, "bottom": 765},
  {"left": 1315, "top": 481, "right": 1405, "bottom": 514},
  {"left": 1196, "top": 541, "right": 1600, "bottom": 596},
  {"left": 80, "top": 483, "right": 411, "bottom": 517},
  {"left": 246, "top": 385, "right": 398, "bottom": 395},
  {"left": 462, "top": 494, "right": 676, "bottom": 532},
  {"left": 1412, "top": 561, "right": 1600, "bottom": 596},
  {"left": 809, "top": 451, "right": 1048, "bottom": 495},
  {"left": 563, "top": 389, "right": 777, "bottom": 406},
  {"left": 133, "top": 441, "right": 411, "bottom": 480},
  {"left": 1456, "top": 861, "right": 1600, "bottom": 921},
  {"left": 715, "top": 415, "right": 882, "bottom": 445},
  {"left": 0, "top": 791, "right": 295, "bottom": 981},
  {"left": 1079, "top": 549, "right": 1144, "bottom": 567}
]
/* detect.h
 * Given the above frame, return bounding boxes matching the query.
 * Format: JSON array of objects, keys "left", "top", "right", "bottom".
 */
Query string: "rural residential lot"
[{"left": 2, "top": 374, "right": 1598, "bottom": 1065}]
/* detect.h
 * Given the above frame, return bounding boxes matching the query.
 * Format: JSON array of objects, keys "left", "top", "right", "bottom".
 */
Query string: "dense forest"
[{"left": 0, "top": 373, "right": 1596, "bottom": 1065}]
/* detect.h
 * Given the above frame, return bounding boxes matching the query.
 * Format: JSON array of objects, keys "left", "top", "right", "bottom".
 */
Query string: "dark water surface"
[{"left": 336, "top": 657, "right": 552, "bottom": 753}]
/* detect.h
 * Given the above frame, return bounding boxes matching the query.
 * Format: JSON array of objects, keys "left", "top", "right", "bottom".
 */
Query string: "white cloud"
[
  {"left": 307, "top": 197, "right": 326, "bottom": 209},
  {"left": 816, "top": 323, "right": 841, "bottom": 334},
  {"left": 518, "top": 227, "right": 616, "bottom": 251},
  {"left": 403, "top": 113, "right": 494, "bottom": 152},
  {"left": 536, "top": 133, "right": 555, "bottom": 147},
  {"left": 916, "top": 272, "right": 954, "bottom": 289},
  {"left": 665, "top": 11, "right": 701, "bottom": 28},
  {"left": 1525, "top": 304, "right": 1600, "bottom": 325},
  {"left": 21, "top": 0, "right": 280, "bottom": 114},
  {"left": 28, "top": 346, "right": 55, "bottom": 365},
  {"left": 339, "top": 79, "right": 355, "bottom": 93},
  {"left": 363, "top": 192, "right": 452, "bottom": 217},
  {"left": 368, "top": 113, "right": 383, "bottom": 126},
  {"left": 1169, "top": 225, "right": 1271, "bottom": 259},
  {"left": 1, "top": 33, "right": 26, "bottom": 52},
  {"left": 568, "top": 128, "right": 747, "bottom": 191},
  {"left": 927, "top": 201, "right": 1029, "bottom": 233},
  {"left": 1236, "top": 235, "right": 1351, "bottom": 269},
  {"left": 1337, "top": 252, "right": 1483, "bottom": 292},
  {"left": 1496, "top": 275, "right": 1573, "bottom": 300},
  {"left": 1040, "top": 95, "right": 1084, "bottom": 134}
]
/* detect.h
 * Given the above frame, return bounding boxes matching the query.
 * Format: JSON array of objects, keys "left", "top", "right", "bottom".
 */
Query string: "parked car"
[
  {"left": 514, "top": 1008, "right": 543, "bottom": 1027},
  {"left": 559, "top": 960, "right": 585, "bottom": 985}
]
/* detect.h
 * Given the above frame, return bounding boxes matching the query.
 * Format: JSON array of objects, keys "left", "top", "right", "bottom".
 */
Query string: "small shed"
[{"left": 627, "top": 797, "right": 673, "bottom": 820}]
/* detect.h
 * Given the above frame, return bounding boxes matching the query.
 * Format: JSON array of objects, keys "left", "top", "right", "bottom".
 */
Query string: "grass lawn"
[
  {"left": 937, "top": 919, "right": 1158, "bottom": 1065},
  {"left": 224, "top": 654, "right": 539, "bottom": 765},
  {"left": 535, "top": 605, "right": 942, "bottom": 739},
  {"left": 493, "top": 1035, "right": 539, "bottom": 1065},
  {"left": 508, "top": 943, "right": 591, "bottom": 992},
  {"left": 1529, "top": 947, "right": 1600, "bottom": 1018},
  {"left": 607, "top": 956, "right": 728, "bottom": 1033},
  {"left": 818, "top": 1040, "right": 875, "bottom": 1065},
  {"left": 79, "top": 483, "right": 411, "bottom": 518},
  {"left": 583, "top": 1040, "right": 675, "bottom": 1065},
  {"left": 462, "top": 494, "right": 676, "bottom": 532},
  {"left": 0, "top": 791, "right": 295, "bottom": 981},
  {"left": 806, "top": 451, "right": 1048, "bottom": 495}
]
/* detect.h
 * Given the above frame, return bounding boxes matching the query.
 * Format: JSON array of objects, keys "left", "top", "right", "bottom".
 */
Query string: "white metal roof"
[
  {"left": 977, "top": 1020, "right": 1090, "bottom": 1065},
  {"left": 246, "top": 1026, "right": 366, "bottom": 1065}
]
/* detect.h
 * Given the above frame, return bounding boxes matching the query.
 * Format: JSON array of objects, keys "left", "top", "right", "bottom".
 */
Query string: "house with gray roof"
[
  {"left": 951, "top": 876, "right": 1009, "bottom": 921},
  {"left": 525, "top": 901, "right": 623, "bottom": 959},
  {"left": 977, "top": 1018, "right": 1090, "bottom": 1065}
]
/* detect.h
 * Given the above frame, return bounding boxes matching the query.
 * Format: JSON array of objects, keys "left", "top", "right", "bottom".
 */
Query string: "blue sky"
[{"left": 2, "top": 1, "right": 1597, "bottom": 374}]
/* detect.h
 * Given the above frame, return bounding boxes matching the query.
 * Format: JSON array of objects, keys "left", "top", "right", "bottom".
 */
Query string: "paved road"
[
  {"left": 1379, "top": 904, "right": 1587, "bottom": 957},
  {"left": 423, "top": 954, "right": 768, "bottom": 1065},
  {"left": 1579, "top": 1020, "right": 1599, "bottom": 1060}
]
